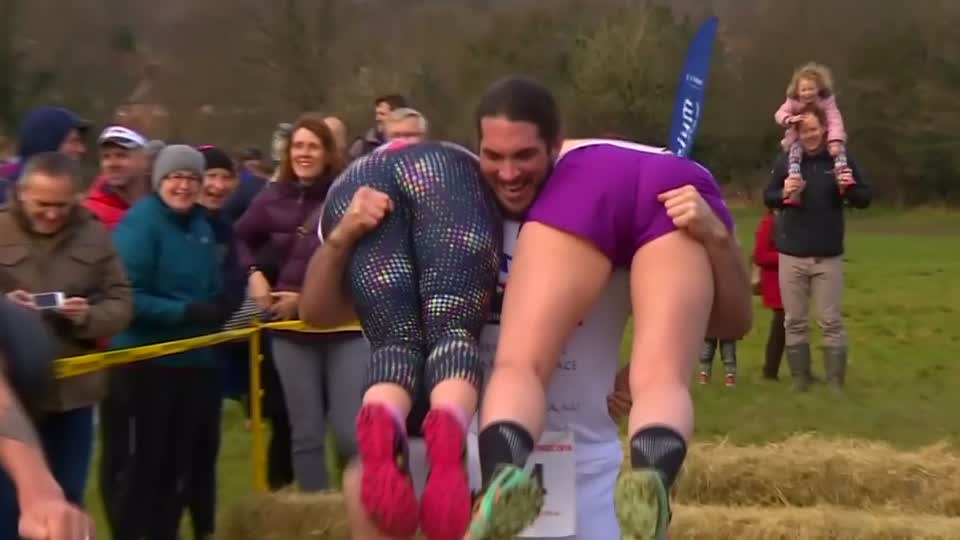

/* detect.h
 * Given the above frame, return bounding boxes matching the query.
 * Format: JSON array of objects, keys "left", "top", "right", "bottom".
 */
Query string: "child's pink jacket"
[{"left": 774, "top": 95, "right": 846, "bottom": 149}]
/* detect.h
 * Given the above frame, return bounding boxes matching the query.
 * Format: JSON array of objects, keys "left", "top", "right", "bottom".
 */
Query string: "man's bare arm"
[
  {"left": 0, "top": 373, "right": 38, "bottom": 447},
  {"left": 298, "top": 234, "right": 359, "bottom": 328},
  {"left": 658, "top": 185, "right": 753, "bottom": 340},
  {"left": 703, "top": 232, "right": 753, "bottom": 340},
  {"left": 299, "top": 186, "right": 394, "bottom": 327},
  {"left": 0, "top": 365, "right": 58, "bottom": 500}
]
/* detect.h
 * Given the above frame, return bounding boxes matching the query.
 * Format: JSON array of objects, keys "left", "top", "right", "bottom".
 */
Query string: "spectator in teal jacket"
[{"left": 108, "top": 145, "right": 231, "bottom": 540}]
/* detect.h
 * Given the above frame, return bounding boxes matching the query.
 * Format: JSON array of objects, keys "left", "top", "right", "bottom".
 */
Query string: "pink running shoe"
[
  {"left": 357, "top": 403, "right": 419, "bottom": 537},
  {"left": 420, "top": 409, "right": 471, "bottom": 540}
]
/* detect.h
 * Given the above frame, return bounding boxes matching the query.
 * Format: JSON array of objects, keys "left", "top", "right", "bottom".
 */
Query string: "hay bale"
[
  {"left": 218, "top": 490, "right": 960, "bottom": 540},
  {"left": 670, "top": 504, "right": 960, "bottom": 540},
  {"left": 218, "top": 490, "right": 350, "bottom": 540},
  {"left": 668, "top": 435, "right": 960, "bottom": 515},
  {"left": 217, "top": 490, "right": 427, "bottom": 540}
]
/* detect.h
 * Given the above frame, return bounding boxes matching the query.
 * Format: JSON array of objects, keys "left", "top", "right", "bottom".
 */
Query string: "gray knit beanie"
[{"left": 152, "top": 144, "right": 205, "bottom": 189}]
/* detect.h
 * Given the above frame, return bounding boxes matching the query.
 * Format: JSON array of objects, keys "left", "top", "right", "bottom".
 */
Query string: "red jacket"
[
  {"left": 85, "top": 176, "right": 139, "bottom": 231},
  {"left": 83, "top": 177, "right": 136, "bottom": 351},
  {"left": 752, "top": 212, "right": 783, "bottom": 310}
]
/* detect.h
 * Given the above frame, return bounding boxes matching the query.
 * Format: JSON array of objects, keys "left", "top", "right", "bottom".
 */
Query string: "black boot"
[
  {"left": 785, "top": 344, "right": 812, "bottom": 392},
  {"left": 762, "top": 346, "right": 782, "bottom": 381},
  {"left": 824, "top": 346, "right": 848, "bottom": 394}
]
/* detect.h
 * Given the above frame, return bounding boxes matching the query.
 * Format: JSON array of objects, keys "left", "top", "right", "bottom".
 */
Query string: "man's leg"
[
  {"left": 812, "top": 256, "right": 848, "bottom": 392},
  {"left": 115, "top": 365, "right": 176, "bottom": 540},
  {"left": 99, "top": 367, "right": 135, "bottom": 535},
  {"left": 107, "top": 365, "right": 154, "bottom": 540},
  {"left": 779, "top": 254, "right": 814, "bottom": 391},
  {"left": 145, "top": 368, "right": 192, "bottom": 540},
  {"left": 188, "top": 367, "right": 224, "bottom": 539}
]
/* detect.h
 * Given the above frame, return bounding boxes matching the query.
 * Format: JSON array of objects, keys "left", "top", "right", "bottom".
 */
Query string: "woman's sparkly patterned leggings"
[{"left": 321, "top": 142, "right": 502, "bottom": 400}]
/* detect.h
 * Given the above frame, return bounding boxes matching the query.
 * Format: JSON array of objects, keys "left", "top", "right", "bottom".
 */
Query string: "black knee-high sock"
[
  {"left": 629, "top": 426, "right": 688, "bottom": 488},
  {"left": 477, "top": 421, "right": 535, "bottom": 486}
]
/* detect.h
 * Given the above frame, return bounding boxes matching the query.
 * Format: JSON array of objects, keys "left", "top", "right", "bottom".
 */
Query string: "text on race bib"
[{"left": 519, "top": 431, "right": 577, "bottom": 538}]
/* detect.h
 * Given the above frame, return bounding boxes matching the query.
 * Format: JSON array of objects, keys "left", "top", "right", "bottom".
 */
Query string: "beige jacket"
[{"left": 0, "top": 203, "right": 132, "bottom": 411}]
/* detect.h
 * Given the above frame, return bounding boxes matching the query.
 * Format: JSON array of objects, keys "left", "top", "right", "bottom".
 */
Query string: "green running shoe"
[
  {"left": 468, "top": 463, "right": 544, "bottom": 540},
  {"left": 615, "top": 468, "right": 671, "bottom": 540}
]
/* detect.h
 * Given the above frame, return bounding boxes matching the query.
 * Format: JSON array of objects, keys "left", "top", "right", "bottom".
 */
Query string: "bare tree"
[{"left": 235, "top": 0, "right": 340, "bottom": 111}]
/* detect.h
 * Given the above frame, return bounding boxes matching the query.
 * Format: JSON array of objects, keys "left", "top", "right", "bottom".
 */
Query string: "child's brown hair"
[{"left": 785, "top": 62, "right": 835, "bottom": 99}]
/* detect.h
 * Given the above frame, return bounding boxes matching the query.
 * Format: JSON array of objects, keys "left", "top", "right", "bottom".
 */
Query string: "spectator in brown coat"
[{"left": 0, "top": 152, "right": 132, "bottom": 538}]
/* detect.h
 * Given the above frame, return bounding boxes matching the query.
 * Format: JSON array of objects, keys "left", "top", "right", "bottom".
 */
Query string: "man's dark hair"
[
  {"left": 475, "top": 76, "right": 561, "bottom": 147},
  {"left": 375, "top": 94, "right": 408, "bottom": 109},
  {"left": 800, "top": 105, "right": 829, "bottom": 135},
  {"left": 21, "top": 151, "right": 81, "bottom": 187}
]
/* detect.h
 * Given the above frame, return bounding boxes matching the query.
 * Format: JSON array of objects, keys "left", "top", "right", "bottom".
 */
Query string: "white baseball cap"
[{"left": 98, "top": 126, "right": 146, "bottom": 150}]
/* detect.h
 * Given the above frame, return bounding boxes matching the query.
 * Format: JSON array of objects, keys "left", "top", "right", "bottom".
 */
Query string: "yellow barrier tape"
[
  {"left": 261, "top": 320, "right": 361, "bottom": 334},
  {"left": 53, "top": 320, "right": 363, "bottom": 379}
]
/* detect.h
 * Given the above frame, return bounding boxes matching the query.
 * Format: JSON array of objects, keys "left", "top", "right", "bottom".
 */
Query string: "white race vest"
[{"left": 475, "top": 220, "right": 630, "bottom": 538}]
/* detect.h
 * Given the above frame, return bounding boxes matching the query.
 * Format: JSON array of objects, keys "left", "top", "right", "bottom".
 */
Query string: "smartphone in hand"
[{"left": 31, "top": 292, "right": 65, "bottom": 310}]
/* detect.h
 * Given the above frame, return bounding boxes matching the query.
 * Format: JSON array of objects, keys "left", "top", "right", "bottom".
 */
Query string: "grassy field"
[{"left": 83, "top": 208, "right": 960, "bottom": 537}]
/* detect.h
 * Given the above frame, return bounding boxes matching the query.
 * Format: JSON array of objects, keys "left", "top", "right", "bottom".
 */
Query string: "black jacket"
[
  {"left": 763, "top": 149, "right": 871, "bottom": 258},
  {"left": 348, "top": 127, "right": 385, "bottom": 161}
]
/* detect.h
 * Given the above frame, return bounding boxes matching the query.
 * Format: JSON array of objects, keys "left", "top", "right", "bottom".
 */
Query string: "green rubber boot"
[
  {"left": 786, "top": 343, "right": 813, "bottom": 392},
  {"left": 824, "top": 346, "right": 848, "bottom": 394}
]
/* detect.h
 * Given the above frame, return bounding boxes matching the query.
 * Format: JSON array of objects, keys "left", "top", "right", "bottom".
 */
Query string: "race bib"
[{"left": 519, "top": 431, "right": 577, "bottom": 538}]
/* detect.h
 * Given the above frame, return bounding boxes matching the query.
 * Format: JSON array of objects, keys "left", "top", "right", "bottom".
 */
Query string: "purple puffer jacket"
[{"left": 234, "top": 177, "right": 333, "bottom": 292}]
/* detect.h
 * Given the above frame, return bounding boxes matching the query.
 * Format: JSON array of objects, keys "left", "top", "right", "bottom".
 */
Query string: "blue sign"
[{"left": 668, "top": 16, "right": 719, "bottom": 158}]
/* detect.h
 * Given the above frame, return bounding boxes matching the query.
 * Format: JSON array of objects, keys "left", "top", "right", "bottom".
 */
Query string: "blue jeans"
[{"left": 0, "top": 406, "right": 95, "bottom": 537}]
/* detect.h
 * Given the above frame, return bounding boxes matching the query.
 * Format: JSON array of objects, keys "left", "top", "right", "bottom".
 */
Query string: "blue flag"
[{"left": 668, "top": 16, "right": 719, "bottom": 158}]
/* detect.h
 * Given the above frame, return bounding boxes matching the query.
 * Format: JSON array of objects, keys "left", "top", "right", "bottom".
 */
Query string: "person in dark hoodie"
[
  {"left": 0, "top": 107, "right": 89, "bottom": 204},
  {"left": 222, "top": 147, "right": 267, "bottom": 225}
]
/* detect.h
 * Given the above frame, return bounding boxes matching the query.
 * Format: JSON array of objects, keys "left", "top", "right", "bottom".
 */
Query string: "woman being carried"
[
  {"left": 320, "top": 140, "right": 501, "bottom": 540},
  {"left": 468, "top": 138, "right": 741, "bottom": 540}
]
